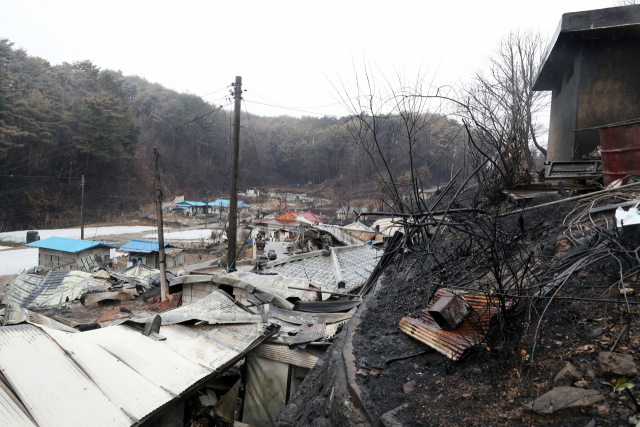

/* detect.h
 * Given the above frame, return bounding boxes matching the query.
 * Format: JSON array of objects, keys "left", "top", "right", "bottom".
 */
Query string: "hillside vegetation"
[{"left": 0, "top": 39, "right": 465, "bottom": 230}]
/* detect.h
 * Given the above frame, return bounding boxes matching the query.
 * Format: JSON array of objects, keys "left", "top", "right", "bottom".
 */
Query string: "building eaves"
[{"left": 534, "top": 4, "right": 640, "bottom": 90}]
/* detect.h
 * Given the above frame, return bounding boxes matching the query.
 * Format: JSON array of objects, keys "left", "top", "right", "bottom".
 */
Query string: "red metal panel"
[
  {"left": 599, "top": 119, "right": 640, "bottom": 185},
  {"left": 399, "top": 289, "right": 509, "bottom": 361}
]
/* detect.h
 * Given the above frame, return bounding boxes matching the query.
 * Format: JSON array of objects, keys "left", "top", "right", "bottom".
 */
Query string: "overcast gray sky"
[{"left": 1, "top": 0, "right": 611, "bottom": 124}]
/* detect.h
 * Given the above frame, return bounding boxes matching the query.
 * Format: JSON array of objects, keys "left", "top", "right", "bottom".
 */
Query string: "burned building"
[{"left": 534, "top": 5, "right": 640, "bottom": 162}]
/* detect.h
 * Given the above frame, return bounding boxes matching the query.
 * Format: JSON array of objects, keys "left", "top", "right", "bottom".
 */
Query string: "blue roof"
[
  {"left": 176, "top": 201, "right": 206, "bottom": 207},
  {"left": 118, "top": 239, "right": 169, "bottom": 253},
  {"left": 208, "top": 199, "right": 251, "bottom": 208},
  {"left": 26, "top": 236, "right": 116, "bottom": 253}
]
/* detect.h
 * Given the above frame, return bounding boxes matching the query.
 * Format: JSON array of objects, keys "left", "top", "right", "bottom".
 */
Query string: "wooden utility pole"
[
  {"left": 153, "top": 148, "right": 168, "bottom": 301},
  {"left": 228, "top": 76, "right": 242, "bottom": 271},
  {"left": 80, "top": 175, "right": 85, "bottom": 240}
]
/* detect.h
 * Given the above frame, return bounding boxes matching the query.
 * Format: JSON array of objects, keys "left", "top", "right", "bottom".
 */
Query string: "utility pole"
[
  {"left": 228, "top": 76, "right": 242, "bottom": 271},
  {"left": 153, "top": 148, "right": 168, "bottom": 301},
  {"left": 204, "top": 190, "right": 210, "bottom": 229},
  {"left": 80, "top": 175, "right": 85, "bottom": 240}
]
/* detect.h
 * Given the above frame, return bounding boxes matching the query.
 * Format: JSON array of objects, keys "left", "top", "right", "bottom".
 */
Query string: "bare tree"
[
  {"left": 457, "top": 30, "right": 550, "bottom": 186},
  {"left": 331, "top": 66, "right": 464, "bottom": 213}
]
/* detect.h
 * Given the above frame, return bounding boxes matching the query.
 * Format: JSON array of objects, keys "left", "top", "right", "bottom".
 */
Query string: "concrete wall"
[
  {"left": 166, "top": 251, "right": 184, "bottom": 268},
  {"left": 181, "top": 282, "right": 218, "bottom": 305},
  {"left": 37, "top": 246, "right": 110, "bottom": 269}
]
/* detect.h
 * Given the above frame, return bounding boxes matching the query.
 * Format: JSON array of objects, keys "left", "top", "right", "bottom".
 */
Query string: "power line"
[
  {"left": 244, "top": 99, "right": 341, "bottom": 118},
  {"left": 242, "top": 99, "right": 270, "bottom": 190}
]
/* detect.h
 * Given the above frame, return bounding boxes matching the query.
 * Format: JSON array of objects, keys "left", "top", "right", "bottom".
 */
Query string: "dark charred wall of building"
[
  {"left": 545, "top": 25, "right": 640, "bottom": 162},
  {"left": 573, "top": 33, "right": 640, "bottom": 160},
  {"left": 547, "top": 48, "right": 581, "bottom": 162}
]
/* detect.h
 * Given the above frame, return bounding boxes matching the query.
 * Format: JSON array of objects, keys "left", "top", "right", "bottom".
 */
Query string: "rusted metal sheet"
[
  {"left": 399, "top": 289, "right": 510, "bottom": 361},
  {"left": 290, "top": 323, "right": 325, "bottom": 346},
  {"left": 598, "top": 119, "right": 640, "bottom": 185}
]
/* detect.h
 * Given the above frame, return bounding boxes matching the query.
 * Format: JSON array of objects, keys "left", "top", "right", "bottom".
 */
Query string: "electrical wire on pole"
[
  {"left": 227, "top": 76, "right": 242, "bottom": 271},
  {"left": 154, "top": 148, "right": 168, "bottom": 301}
]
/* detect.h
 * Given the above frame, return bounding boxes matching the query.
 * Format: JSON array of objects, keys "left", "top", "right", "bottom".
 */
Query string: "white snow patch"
[
  {"left": 143, "top": 229, "right": 221, "bottom": 242},
  {"left": 0, "top": 246, "right": 12, "bottom": 251},
  {"left": 0, "top": 248, "right": 39, "bottom": 275},
  {"left": 0, "top": 226, "right": 161, "bottom": 244}
]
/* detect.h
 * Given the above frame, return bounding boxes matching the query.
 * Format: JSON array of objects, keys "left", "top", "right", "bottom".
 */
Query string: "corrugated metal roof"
[
  {"left": 118, "top": 240, "right": 169, "bottom": 253},
  {"left": 26, "top": 236, "right": 115, "bottom": 253},
  {"left": 4, "top": 270, "right": 111, "bottom": 308},
  {"left": 0, "top": 306, "right": 274, "bottom": 426},
  {"left": 108, "top": 264, "right": 174, "bottom": 291},
  {"left": 399, "top": 289, "right": 511, "bottom": 361},
  {"left": 290, "top": 322, "right": 325, "bottom": 345},
  {"left": 177, "top": 201, "right": 207, "bottom": 206},
  {"left": 136, "top": 290, "right": 267, "bottom": 325},
  {"left": 262, "top": 245, "right": 381, "bottom": 293},
  {"left": 312, "top": 223, "right": 373, "bottom": 246},
  {"left": 76, "top": 253, "right": 105, "bottom": 272},
  {"left": 0, "top": 325, "right": 132, "bottom": 427},
  {"left": 0, "top": 380, "right": 37, "bottom": 427},
  {"left": 232, "top": 271, "right": 320, "bottom": 301},
  {"left": 213, "top": 379, "right": 240, "bottom": 422},
  {"left": 251, "top": 343, "right": 319, "bottom": 369},
  {"left": 44, "top": 327, "right": 174, "bottom": 422}
]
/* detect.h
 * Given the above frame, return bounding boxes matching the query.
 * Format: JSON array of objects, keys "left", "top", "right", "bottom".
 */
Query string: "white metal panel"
[
  {"left": 83, "top": 325, "right": 212, "bottom": 395},
  {"left": 155, "top": 324, "right": 242, "bottom": 371},
  {"left": 0, "top": 381, "right": 36, "bottom": 427},
  {"left": 45, "top": 328, "right": 173, "bottom": 422},
  {"left": 0, "top": 325, "right": 131, "bottom": 427}
]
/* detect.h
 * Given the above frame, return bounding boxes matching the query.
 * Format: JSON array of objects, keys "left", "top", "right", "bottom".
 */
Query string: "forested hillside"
[{"left": 0, "top": 39, "right": 465, "bottom": 231}]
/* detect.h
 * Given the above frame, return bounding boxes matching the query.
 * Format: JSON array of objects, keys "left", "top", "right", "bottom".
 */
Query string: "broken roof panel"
[
  {"left": 311, "top": 223, "right": 375, "bottom": 246},
  {"left": 108, "top": 264, "right": 174, "bottom": 291},
  {"left": 3, "top": 270, "right": 111, "bottom": 308},
  {"left": 261, "top": 245, "right": 380, "bottom": 293},
  {"left": 136, "top": 290, "right": 268, "bottom": 325}
]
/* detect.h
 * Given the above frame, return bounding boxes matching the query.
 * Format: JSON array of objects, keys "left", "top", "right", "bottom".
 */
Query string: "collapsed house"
[{"left": 0, "top": 291, "right": 276, "bottom": 427}]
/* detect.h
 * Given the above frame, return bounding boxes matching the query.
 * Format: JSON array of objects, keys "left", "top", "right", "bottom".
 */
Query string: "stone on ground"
[
  {"left": 553, "top": 362, "right": 581, "bottom": 386},
  {"left": 522, "top": 386, "right": 603, "bottom": 421},
  {"left": 598, "top": 352, "right": 638, "bottom": 377}
]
